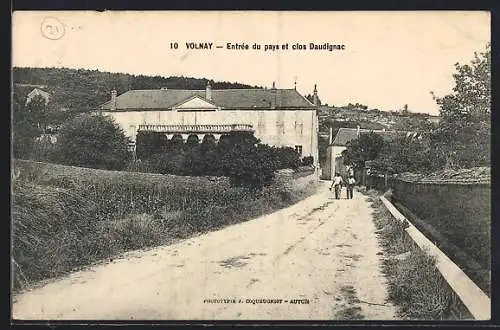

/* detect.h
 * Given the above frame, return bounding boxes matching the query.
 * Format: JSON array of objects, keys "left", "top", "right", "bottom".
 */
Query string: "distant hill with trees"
[{"left": 12, "top": 67, "right": 262, "bottom": 113}]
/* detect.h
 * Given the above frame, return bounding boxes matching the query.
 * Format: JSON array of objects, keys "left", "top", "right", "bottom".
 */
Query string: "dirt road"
[{"left": 12, "top": 183, "right": 396, "bottom": 320}]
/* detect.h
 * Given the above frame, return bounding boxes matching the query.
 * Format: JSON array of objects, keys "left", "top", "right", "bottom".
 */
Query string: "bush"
[
  {"left": 302, "top": 156, "right": 314, "bottom": 166},
  {"left": 136, "top": 131, "right": 168, "bottom": 160},
  {"left": 135, "top": 132, "right": 307, "bottom": 188},
  {"left": 372, "top": 134, "right": 444, "bottom": 174},
  {"left": 51, "top": 113, "right": 130, "bottom": 170},
  {"left": 183, "top": 144, "right": 220, "bottom": 176},
  {"left": 343, "top": 132, "right": 385, "bottom": 171},
  {"left": 12, "top": 120, "right": 42, "bottom": 159},
  {"left": 274, "top": 147, "right": 301, "bottom": 170},
  {"left": 219, "top": 135, "right": 278, "bottom": 188},
  {"left": 149, "top": 150, "right": 187, "bottom": 175}
]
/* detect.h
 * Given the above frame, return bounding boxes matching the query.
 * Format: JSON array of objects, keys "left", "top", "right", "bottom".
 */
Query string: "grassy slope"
[{"left": 11, "top": 160, "right": 320, "bottom": 293}]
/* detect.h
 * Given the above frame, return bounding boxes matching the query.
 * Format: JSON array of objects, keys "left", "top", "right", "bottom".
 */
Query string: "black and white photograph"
[{"left": 11, "top": 11, "right": 491, "bottom": 321}]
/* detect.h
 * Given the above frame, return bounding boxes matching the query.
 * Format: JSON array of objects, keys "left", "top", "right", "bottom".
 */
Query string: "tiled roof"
[
  {"left": 332, "top": 128, "right": 394, "bottom": 146},
  {"left": 28, "top": 88, "right": 51, "bottom": 98},
  {"left": 100, "top": 88, "right": 315, "bottom": 111},
  {"left": 331, "top": 128, "right": 420, "bottom": 147}
]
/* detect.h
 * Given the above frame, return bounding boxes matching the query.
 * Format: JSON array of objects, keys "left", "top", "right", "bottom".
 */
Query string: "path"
[{"left": 12, "top": 183, "right": 396, "bottom": 320}]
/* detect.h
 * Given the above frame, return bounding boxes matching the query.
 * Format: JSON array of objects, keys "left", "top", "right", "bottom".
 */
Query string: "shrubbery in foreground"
[
  {"left": 51, "top": 113, "right": 131, "bottom": 170},
  {"left": 135, "top": 131, "right": 304, "bottom": 189}
]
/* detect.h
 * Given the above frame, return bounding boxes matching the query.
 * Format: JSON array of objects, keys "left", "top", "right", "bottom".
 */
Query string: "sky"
[{"left": 12, "top": 11, "right": 490, "bottom": 115}]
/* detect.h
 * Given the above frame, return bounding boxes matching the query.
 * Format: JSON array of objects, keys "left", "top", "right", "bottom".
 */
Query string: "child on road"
[
  {"left": 346, "top": 175, "right": 356, "bottom": 199},
  {"left": 330, "top": 172, "right": 343, "bottom": 200}
]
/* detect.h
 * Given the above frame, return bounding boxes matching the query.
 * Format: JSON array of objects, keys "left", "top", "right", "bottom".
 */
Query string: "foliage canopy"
[{"left": 52, "top": 113, "right": 130, "bottom": 170}]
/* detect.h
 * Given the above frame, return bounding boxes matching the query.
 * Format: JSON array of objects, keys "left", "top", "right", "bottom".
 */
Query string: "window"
[
  {"left": 276, "top": 111, "right": 285, "bottom": 135},
  {"left": 294, "top": 119, "right": 304, "bottom": 136},
  {"left": 258, "top": 112, "right": 265, "bottom": 134},
  {"left": 295, "top": 145, "right": 303, "bottom": 155}
]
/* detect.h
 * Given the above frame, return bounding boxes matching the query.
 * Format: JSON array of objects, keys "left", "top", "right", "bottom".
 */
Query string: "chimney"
[
  {"left": 329, "top": 126, "right": 333, "bottom": 144},
  {"left": 356, "top": 125, "right": 360, "bottom": 137},
  {"left": 270, "top": 81, "right": 277, "bottom": 109},
  {"left": 111, "top": 90, "right": 117, "bottom": 110},
  {"left": 206, "top": 82, "right": 212, "bottom": 101},
  {"left": 313, "top": 84, "right": 319, "bottom": 106}
]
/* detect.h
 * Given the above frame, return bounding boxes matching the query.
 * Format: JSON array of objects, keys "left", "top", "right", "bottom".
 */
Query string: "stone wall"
[
  {"left": 275, "top": 168, "right": 317, "bottom": 193},
  {"left": 387, "top": 167, "right": 491, "bottom": 270}
]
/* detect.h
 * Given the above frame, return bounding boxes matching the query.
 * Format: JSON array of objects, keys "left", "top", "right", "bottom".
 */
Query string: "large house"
[{"left": 98, "top": 82, "right": 320, "bottom": 172}]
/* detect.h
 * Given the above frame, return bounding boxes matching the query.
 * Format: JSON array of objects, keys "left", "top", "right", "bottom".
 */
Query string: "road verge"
[{"left": 361, "top": 188, "right": 474, "bottom": 320}]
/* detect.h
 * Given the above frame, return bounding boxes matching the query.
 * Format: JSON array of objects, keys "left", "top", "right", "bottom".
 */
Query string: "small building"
[
  {"left": 323, "top": 126, "right": 421, "bottom": 180},
  {"left": 25, "top": 88, "right": 51, "bottom": 106}
]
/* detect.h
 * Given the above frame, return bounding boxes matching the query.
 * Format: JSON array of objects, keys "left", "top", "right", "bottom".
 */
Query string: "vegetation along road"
[{"left": 13, "top": 183, "right": 396, "bottom": 320}]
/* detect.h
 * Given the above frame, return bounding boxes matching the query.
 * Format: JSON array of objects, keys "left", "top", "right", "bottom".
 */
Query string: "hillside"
[{"left": 12, "top": 67, "right": 261, "bottom": 112}]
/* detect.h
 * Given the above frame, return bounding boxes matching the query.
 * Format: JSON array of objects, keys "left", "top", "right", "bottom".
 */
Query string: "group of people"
[{"left": 329, "top": 166, "right": 356, "bottom": 200}]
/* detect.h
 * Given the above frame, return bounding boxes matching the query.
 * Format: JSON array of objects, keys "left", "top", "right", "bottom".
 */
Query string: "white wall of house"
[
  {"left": 332, "top": 146, "right": 347, "bottom": 177},
  {"left": 324, "top": 145, "right": 347, "bottom": 179},
  {"left": 103, "top": 109, "right": 319, "bottom": 165}
]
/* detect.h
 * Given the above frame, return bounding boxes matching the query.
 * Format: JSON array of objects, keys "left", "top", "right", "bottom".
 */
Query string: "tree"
[
  {"left": 372, "top": 134, "right": 440, "bottom": 174},
  {"left": 149, "top": 149, "right": 186, "bottom": 175},
  {"left": 218, "top": 133, "right": 278, "bottom": 189},
  {"left": 199, "top": 141, "right": 220, "bottom": 175},
  {"left": 52, "top": 113, "right": 130, "bottom": 170},
  {"left": 431, "top": 43, "right": 491, "bottom": 168},
  {"left": 302, "top": 156, "right": 314, "bottom": 166},
  {"left": 346, "top": 103, "right": 368, "bottom": 111},
  {"left": 12, "top": 94, "right": 42, "bottom": 159},
  {"left": 342, "top": 132, "right": 385, "bottom": 170},
  {"left": 25, "top": 95, "right": 48, "bottom": 131},
  {"left": 136, "top": 131, "right": 168, "bottom": 159}
]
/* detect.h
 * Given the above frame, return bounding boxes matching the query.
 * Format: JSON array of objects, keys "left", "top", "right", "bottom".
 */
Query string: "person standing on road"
[
  {"left": 346, "top": 175, "right": 356, "bottom": 199},
  {"left": 330, "top": 172, "right": 343, "bottom": 200}
]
